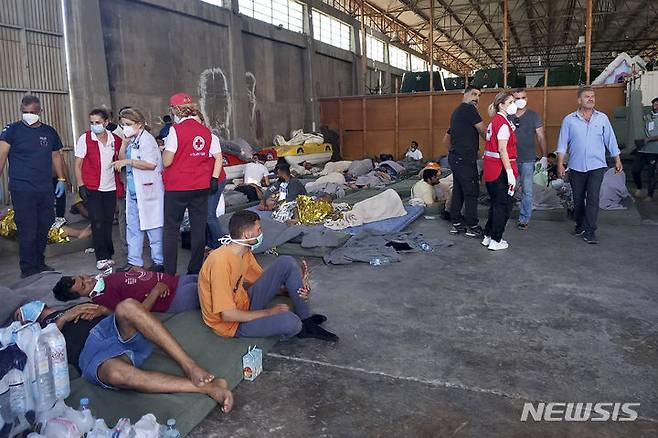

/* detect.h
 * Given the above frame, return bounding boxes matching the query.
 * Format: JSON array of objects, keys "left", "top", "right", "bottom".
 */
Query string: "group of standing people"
[
  {"left": 0, "top": 93, "right": 225, "bottom": 278},
  {"left": 447, "top": 85, "right": 622, "bottom": 250}
]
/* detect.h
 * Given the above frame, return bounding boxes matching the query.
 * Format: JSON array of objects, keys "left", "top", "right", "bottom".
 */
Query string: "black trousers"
[
  {"left": 163, "top": 189, "right": 209, "bottom": 275},
  {"left": 631, "top": 153, "right": 658, "bottom": 197},
  {"left": 449, "top": 154, "right": 480, "bottom": 227},
  {"left": 569, "top": 168, "right": 606, "bottom": 235},
  {"left": 52, "top": 177, "right": 66, "bottom": 217},
  {"left": 484, "top": 170, "right": 513, "bottom": 242},
  {"left": 86, "top": 190, "right": 116, "bottom": 261},
  {"left": 12, "top": 190, "right": 54, "bottom": 275}
]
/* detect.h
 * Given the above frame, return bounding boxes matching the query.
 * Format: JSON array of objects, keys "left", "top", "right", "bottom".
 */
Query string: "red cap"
[{"left": 169, "top": 93, "right": 193, "bottom": 106}]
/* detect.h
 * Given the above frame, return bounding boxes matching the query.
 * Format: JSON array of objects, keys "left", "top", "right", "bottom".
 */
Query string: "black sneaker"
[
  {"left": 449, "top": 223, "right": 466, "bottom": 235},
  {"left": 38, "top": 264, "right": 55, "bottom": 272},
  {"left": 465, "top": 225, "right": 484, "bottom": 238},
  {"left": 572, "top": 227, "right": 585, "bottom": 236},
  {"left": 583, "top": 234, "right": 599, "bottom": 244},
  {"left": 298, "top": 320, "right": 339, "bottom": 342},
  {"left": 517, "top": 222, "right": 528, "bottom": 231}
]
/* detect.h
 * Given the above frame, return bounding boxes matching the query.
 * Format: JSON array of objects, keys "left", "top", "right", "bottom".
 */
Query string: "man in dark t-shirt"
[
  {"left": 448, "top": 86, "right": 487, "bottom": 237},
  {"left": 52, "top": 271, "right": 200, "bottom": 313},
  {"left": 12, "top": 300, "right": 233, "bottom": 411},
  {"left": 0, "top": 95, "right": 68, "bottom": 278}
]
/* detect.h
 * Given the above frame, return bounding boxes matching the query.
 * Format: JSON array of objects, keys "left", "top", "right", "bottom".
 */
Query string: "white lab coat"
[{"left": 126, "top": 131, "right": 164, "bottom": 230}]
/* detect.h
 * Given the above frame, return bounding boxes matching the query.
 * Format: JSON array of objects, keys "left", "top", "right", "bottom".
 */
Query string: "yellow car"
[{"left": 274, "top": 143, "right": 333, "bottom": 166}]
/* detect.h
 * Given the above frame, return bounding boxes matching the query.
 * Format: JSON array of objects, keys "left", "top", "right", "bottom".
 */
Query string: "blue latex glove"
[{"left": 54, "top": 180, "right": 65, "bottom": 198}]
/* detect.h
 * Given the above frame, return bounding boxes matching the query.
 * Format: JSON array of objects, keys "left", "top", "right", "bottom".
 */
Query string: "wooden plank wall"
[{"left": 319, "top": 84, "right": 626, "bottom": 161}]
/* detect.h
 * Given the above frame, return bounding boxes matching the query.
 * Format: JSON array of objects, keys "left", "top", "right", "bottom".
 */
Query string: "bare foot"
[
  {"left": 79, "top": 225, "right": 92, "bottom": 239},
  {"left": 204, "top": 378, "right": 233, "bottom": 413},
  {"left": 184, "top": 362, "right": 215, "bottom": 387}
]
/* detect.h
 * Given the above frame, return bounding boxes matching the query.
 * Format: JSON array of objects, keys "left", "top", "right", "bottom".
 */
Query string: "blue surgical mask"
[
  {"left": 89, "top": 276, "right": 105, "bottom": 298},
  {"left": 90, "top": 124, "right": 106, "bottom": 135},
  {"left": 173, "top": 115, "right": 181, "bottom": 123},
  {"left": 19, "top": 301, "right": 46, "bottom": 323},
  {"left": 219, "top": 233, "right": 264, "bottom": 251}
]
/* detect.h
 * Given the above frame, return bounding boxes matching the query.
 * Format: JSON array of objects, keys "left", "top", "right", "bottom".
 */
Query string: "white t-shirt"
[
  {"left": 411, "top": 180, "right": 437, "bottom": 206},
  {"left": 75, "top": 131, "right": 117, "bottom": 192},
  {"left": 405, "top": 148, "right": 423, "bottom": 160},
  {"left": 164, "top": 118, "right": 221, "bottom": 155},
  {"left": 243, "top": 162, "right": 269, "bottom": 186}
]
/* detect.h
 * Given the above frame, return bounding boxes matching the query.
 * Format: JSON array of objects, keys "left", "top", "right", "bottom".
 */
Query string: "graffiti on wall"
[
  {"left": 198, "top": 67, "right": 232, "bottom": 139},
  {"left": 245, "top": 71, "right": 263, "bottom": 145}
]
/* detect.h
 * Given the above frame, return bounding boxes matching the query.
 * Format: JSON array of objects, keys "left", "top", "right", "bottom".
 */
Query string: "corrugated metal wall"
[{"left": 0, "top": 0, "right": 72, "bottom": 204}]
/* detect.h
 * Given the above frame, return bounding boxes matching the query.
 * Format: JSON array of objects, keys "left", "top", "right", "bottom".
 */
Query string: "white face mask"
[
  {"left": 173, "top": 115, "right": 181, "bottom": 123},
  {"left": 122, "top": 125, "right": 137, "bottom": 138},
  {"left": 22, "top": 113, "right": 40, "bottom": 125},
  {"left": 515, "top": 99, "right": 527, "bottom": 110},
  {"left": 505, "top": 102, "right": 518, "bottom": 116}
]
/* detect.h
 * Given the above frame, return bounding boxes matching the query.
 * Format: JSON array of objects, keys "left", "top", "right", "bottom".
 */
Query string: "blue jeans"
[
  {"left": 236, "top": 256, "right": 311, "bottom": 339},
  {"left": 518, "top": 162, "right": 535, "bottom": 224},
  {"left": 126, "top": 194, "right": 163, "bottom": 267},
  {"left": 206, "top": 180, "right": 226, "bottom": 249}
]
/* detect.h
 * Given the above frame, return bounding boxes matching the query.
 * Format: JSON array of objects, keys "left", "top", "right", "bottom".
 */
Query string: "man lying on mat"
[
  {"left": 198, "top": 210, "right": 338, "bottom": 342},
  {"left": 13, "top": 300, "right": 233, "bottom": 412},
  {"left": 52, "top": 271, "right": 199, "bottom": 313}
]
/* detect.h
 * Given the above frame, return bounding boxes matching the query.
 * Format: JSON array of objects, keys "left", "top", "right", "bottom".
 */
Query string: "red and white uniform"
[
  {"left": 162, "top": 117, "right": 221, "bottom": 191},
  {"left": 75, "top": 130, "right": 125, "bottom": 197},
  {"left": 483, "top": 112, "right": 518, "bottom": 182}
]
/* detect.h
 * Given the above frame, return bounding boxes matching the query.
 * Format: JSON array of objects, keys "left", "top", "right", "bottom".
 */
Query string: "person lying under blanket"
[
  {"left": 52, "top": 271, "right": 200, "bottom": 313},
  {"left": 12, "top": 300, "right": 233, "bottom": 411},
  {"left": 198, "top": 210, "right": 338, "bottom": 342},
  {"left": 258, "top": 164, "right": 306, "bottom": 211}
]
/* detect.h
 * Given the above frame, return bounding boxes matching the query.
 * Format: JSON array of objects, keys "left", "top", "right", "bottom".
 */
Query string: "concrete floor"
[{"left": 1, "top": 197, "right": 657, "bottom": 437}]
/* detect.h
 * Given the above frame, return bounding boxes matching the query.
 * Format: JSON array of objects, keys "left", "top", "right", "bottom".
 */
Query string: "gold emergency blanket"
[
  {"left": 0, "top": 209, "right": 70, "bottom": 243},
  {"left": 296, "top": 195, "right": 333, "bottom": 225}
]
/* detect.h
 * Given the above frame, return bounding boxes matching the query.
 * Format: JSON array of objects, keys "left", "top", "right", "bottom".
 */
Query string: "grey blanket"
[
  {"left": 599, "top": 168, "right": 631, "bottom": 210},
  {"left": 347, "top": 159, "right": 374, "bottom": 178},
  {"left": 305, "top": 182, "right": 347, "bottom": 198},
  {"left": 323, "top": 230, "right": 454, "bottom": 265}
]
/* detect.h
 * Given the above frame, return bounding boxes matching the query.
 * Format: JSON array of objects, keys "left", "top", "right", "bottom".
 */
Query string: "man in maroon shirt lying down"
[{"left": 52, "top": 271, "right": 199, "bottom": 313}]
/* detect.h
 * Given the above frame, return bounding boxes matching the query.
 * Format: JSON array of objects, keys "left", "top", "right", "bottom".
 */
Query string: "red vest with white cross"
[
  {"left": 81, "top": 131, "right": 125, "bottom": 198},
  {"left": 483, "top": 113, "right": 518, "bottom": 182},
  {"left": 162, "top": 118, "right": 214, "bottom": 191}
]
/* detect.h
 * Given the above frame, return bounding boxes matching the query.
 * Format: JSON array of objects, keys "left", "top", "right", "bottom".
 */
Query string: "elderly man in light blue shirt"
[{"left": 556, "top": 86, "right": 623, "bottom": 244}]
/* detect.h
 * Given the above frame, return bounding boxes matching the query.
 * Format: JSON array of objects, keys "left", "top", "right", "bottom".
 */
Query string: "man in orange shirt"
[{"left": 198, "top": 210, "right": 338, "bottom": 341}]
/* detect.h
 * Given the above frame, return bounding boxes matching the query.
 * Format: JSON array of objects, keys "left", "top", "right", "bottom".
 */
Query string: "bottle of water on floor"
[
  {"left": 40, "top": 324, "right": 70, "bottom": 400},
  {"left": 162, "top": 418, "right": 181, "bottom": 438},
  {"left": 7, "top": 368, "right": 28, "bottom": 418},
  {"left": 32, "top": 337, "right": 56, "bottom": 412},
  {"left": 64, "top": 397, "right": 94, "bottom": 434},
  {"left": 133, "top": 413, "right": 160, "bottom": 438},
  {"left": 87, "top": 418, "right": 112, "bottom": 438},
  {"left": 369, "top": 257, "right": 391, "bottom": 266}
]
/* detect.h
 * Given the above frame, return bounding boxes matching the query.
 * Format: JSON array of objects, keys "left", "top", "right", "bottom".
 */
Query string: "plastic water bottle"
[
  {"left": 369, "top": 257, "right": 391, "bottom": 266},
  {"left": 112, "top": 418, "right": 135, "bottom": 438},
  {"left": 43, "top": 417, "right": 81, "bottom": 438},
  {"left": 32, "top": 337, "right": 56, "bottom": 412},
  {"left": 36, "top": 398, "right": 67, "bottom": 430},
  {"left": 133, "top": 414, "right": 160, "bottom": 438},
  {"left": 40, "top": 324, "right": 70, "bottom": 400},
  {"left": 67, "top": 398, "right": 94, "bottom": 434},
  {"left": 162, "top": 419, "right": 181, "bottom": 438},
  {"left": 7, "top": 368, "right": 28, "bottom": 417},
  {"left": 87, "top": 419, "right": 112, "bottom": 438}
]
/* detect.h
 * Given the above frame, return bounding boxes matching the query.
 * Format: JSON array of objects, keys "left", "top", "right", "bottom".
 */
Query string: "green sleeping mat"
[{"left": 66, "top": 305, "right": 287, "bottom": 436}]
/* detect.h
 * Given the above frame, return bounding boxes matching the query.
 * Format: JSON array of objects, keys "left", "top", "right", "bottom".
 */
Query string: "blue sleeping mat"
[{"left": 246, "top": 205, "right": 424, "bottom": 235}]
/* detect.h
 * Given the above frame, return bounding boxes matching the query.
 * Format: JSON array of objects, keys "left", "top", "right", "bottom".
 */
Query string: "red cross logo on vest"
[{"left": 193, "top": 135, "right": 206, "bottom": 151}]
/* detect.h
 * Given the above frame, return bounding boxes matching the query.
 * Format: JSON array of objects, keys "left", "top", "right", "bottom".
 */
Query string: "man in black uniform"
[{"left": 448, "top": 86, "right": 487, "bottom": 237}]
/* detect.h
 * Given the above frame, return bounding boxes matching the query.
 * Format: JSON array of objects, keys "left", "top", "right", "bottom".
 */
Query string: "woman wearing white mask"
[
  {"left": 75, "top": 109, "right": 124, "bottom": 271},
  {"left": 481, "top": 92, "right": 519, "bottom": 251},
  {"left": 112, "top": 108, "right": 165, "bottom": 272}
]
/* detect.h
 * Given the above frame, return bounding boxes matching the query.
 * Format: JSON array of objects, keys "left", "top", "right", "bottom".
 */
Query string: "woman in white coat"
[{"left": 112, "top": 108, "right": 165, "bottom": 272}]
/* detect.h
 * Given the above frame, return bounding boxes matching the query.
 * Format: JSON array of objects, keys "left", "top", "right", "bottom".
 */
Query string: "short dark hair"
[
  {"left": 411, "top": 141, "right": 418, "bottom": 147},
  {"left": 512, "top": 87, "right": 525, "bottom": 94},
  {"left": 464, "top": 85, "right": 480, "bottom": 94},
  {"left": 21, "top": 95, "right": 40, "bottom": 108},
  {"left": 89, "top": 108, "right": 109, "bottom": 120},
  {"left": 119, "top": 106, "right": 132, "bottom": 113},
  {"left": 422, "top": 168, "right": 439, "bottom": 182},
  {"left": 577, "top": 86, "right": 594, "bottom": 98},
  {"left": 229, "top": 210, "right": 260, "bottom": 239},
  {"left": 652, "top": 97, "right": 658, "bottom": 105},
  {"left": 163, "top": 115, "right": 172, "bottom": 123},
  {"left": 276, "top": 164, "right": 291, "bottom": 176},
  {"left": 53, "top": 276, "right": 78, "bottom": 302},
  {"left": 548, "top": 152, "right": 557, "bottom": 159}
]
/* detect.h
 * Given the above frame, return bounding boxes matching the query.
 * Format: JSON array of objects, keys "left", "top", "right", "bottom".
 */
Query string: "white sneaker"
[
  {"left": 488, "top": 239, "right": 509, "bottom": 251},
  {"left": 96, "top": 259, "right": 115, "bottom": 270},
  {"left": 52, "top": 217, "right": 67, "bottom": 229},
  {"left": 481, "top": 236, "right": 491, "bottom": 246}
]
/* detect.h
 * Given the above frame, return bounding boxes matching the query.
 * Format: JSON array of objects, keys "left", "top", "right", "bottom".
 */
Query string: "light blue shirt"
[{"left": 556, "top": 109, "right": 620, "bottom": 172}]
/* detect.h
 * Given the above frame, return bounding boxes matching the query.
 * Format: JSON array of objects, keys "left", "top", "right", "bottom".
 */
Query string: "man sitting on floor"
[
  {"left": 52, "top": 271, "right": 199, "bottom": 313},
  {"left": 258, "top": 164, "right": 307, "bottom": 211},
  {"left": 13, "top": 300, "right": 233, "bottom": 411},
  {"left": 198, "top": 210, "right": 338, "bottom": 341},
  {"left": 411, "top": 168, "right": 441, "bottom": 209}
]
